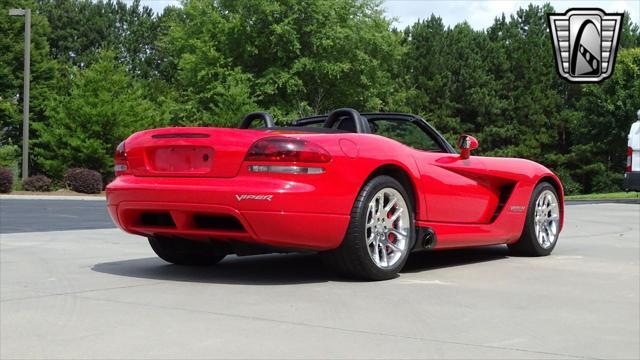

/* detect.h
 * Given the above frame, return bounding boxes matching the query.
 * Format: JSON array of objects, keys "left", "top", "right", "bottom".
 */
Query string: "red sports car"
[{"left": 106, "top": 108, "right": 564, "bottom": 280}]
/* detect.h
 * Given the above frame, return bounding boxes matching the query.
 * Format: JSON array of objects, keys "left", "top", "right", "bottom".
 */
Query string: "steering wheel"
[
  {"left": 323, "top": 108, "right": 370, "bottom": 133},
  {"left": 239, "top": 112, "right": 275, "bottom": 129}
]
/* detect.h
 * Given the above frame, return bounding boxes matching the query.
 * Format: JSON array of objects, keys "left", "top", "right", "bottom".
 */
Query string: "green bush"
[
  {"left": 554, "top": 168, "right": 583, "bottom": 195},
  {"left": 64, "top": 168, "right": 103, "bottom": 194},
  {"left": 0, "top": 167, "right": 13, "bottom": 193},
  {"left": 0, "top": 145, "right": 19, "bottom": 168},
  {"left": 22, "top": 175, "right": 52, "bottom": 192},
  {"left": 591, "top": 171, "right": 624, "bottom": 194}
]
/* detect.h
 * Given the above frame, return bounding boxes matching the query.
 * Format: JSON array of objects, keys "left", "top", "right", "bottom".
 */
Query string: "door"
[
  {"left": 369, "top": 117, "right": 498, "bottom": 224},
  {"left": 414, "top": 152, "right": 499, "bottom": 224}
]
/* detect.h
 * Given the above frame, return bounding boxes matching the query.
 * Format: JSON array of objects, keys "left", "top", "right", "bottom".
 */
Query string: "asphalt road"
[
  {"left": 0, "top": 199, "right": 114, "bottom": 233},
  {"left": 0, "top": 200, "right": 638, "bottom": 359}
]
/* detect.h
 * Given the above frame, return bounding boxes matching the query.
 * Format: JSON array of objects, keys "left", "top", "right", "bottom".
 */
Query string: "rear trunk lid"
[{"left": 124, "top": 127, "right": 270, "bottom": 178}]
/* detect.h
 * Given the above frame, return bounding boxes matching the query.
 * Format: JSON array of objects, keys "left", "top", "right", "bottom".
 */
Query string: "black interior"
[
  {"left": 323, "top": 108, "right": 371, "bottom": 133},
  {"left": 236, "top": 109, "right": 456, "bottom": 153},
  {"left": 239, "top": 112, "right": 275, "bottom": 129}
]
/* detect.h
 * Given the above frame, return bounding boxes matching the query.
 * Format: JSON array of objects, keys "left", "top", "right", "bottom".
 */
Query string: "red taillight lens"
[
  {"left": 627, "top": 147, "right": 633, "bottom": 173},
  {"left": 245, "top": 137, "right": 331, "bottom": 163},
  {"left": 114, "top": 141, "right": 129, "bottom": 176},
  {"left": 115, "top": 141, "right": 127, "bottom": 162}
]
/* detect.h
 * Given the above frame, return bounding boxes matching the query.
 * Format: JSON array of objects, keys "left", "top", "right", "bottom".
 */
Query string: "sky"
[
  {"left": 383, "top": 1, "right": 638, "bottom": 29},
  {"left": 131, "top": 0, "right": 639, "bottom": 30}
]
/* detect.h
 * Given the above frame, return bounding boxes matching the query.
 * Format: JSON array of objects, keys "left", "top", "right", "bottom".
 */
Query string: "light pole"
[{"left": 9, "top": 8, "right": 31, "bottom": 181}]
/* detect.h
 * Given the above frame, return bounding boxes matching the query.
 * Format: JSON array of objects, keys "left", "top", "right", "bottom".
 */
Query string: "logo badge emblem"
[
  {"left": 547, "top": 8, "right": 623, "bottom": 83},
  {"left": 235, "top": 194, "right": 273, "bottom": 201}
]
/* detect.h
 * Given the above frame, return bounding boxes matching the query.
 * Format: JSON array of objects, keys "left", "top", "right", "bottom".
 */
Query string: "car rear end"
[
  {"left": 106, "top": 127, "right": 354, "bottom": 251},
  {"left": 623, "top": 113, "right": 640, "bottom": 192}
]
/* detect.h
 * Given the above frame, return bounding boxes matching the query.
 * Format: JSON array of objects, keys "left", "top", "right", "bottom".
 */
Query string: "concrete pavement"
[{"left": 0, "top": 203, "right": 638, "bottom": 359}]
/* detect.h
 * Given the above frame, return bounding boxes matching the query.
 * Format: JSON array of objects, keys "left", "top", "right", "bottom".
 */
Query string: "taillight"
[
  {"left": 244, "top": 137, "right": 330, "bottom": 174},
  {"left": 245, "top": 137, "right": 331, "bottom": 163},
  {"left": 627, "top": 147, "right": 633, "bottom": 173},
  {"left": 114, "top": 140, "right": 129, "bottom": 176}
]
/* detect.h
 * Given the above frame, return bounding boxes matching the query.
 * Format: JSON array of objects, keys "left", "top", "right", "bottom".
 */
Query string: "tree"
[
  {"left": 32, "top": 52, "right": 168, "bottom": 178},
  {"left": 569, "top": 48, "right": 640, "bottom": 193},
  {"left": 36, "top": 0, "right": 161, "bottom": 77},
  {"left": 159, "top": 0, "right": 404, "bottom": 123},
  {"left": 0, "top": 0, "right": 63, "bottom": 176},
  {"left": 620, "top": 11, "right": 640, "bottom": 48},
  {"left": 155, "top": 0, "right": 259, "bottom": 127}
]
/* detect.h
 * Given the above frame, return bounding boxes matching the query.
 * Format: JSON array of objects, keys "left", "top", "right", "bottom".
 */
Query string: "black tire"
[
  {"left": 321, "top": 175, "right": 415, "bottom": 280},
  {"left": 508, "top": 182, "right": 561, "bottom": 256},
  {"left": 148, "top": 236, "right": 227, "bottom": 266}
]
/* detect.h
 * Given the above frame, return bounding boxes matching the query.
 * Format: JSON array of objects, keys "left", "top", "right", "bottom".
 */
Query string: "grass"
[{"left": 566, "top": 192, "right": 639, "bottom": 200}]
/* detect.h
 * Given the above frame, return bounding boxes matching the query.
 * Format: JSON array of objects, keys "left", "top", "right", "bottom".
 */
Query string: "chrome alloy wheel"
[
  {"left": 365, "top": 188, "right": 410, "bottom": 269},
  {"left": 534, "top": 189, "right": 560, "bottom": 249}
]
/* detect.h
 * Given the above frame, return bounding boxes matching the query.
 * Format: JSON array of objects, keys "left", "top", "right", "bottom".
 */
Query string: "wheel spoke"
[
  {"left": 389, "top": 228, "right": 407, "bottom": 240},
  {"left": 380, "top": 246, "right": 388, "bottom": 266},
  {"left": 383, "top": 197, "right": 397, "bottom": 212},
  {"left": 388, "top": 241, "right": 402, "bottom": 253},
  {"left": 372, "top": 239, "right": 380, "bottom": 264},
  {"left": 367, "top": 232, "right": 376, "bottom": 245},
  {"left": 390, "top": 208, "right": 403, "bottom": 222}
]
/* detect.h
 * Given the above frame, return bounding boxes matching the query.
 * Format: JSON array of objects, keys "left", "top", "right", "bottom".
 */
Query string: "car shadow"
[
  {"left": 92, "top": 253, "right": 338, "bottom": 286},
  {"left": 92, "top": 245, "right": 509, "bottom": 286},
  {"left": 402, "top": 245, "right": 509, "bottom": 273}
]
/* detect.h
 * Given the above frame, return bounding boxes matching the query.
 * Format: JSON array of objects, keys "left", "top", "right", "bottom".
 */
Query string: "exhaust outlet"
[{"left": 414, "top": 226, "right": 437, "bottom": 251}]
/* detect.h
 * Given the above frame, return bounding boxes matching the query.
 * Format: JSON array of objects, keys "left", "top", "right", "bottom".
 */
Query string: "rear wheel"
[
  {"left": 508, "top": 182, "right": 561, "bottom": 256},
  {"left": 322, "top": 176, "right": 414, "bottom": 280},
  {"left": 148, "top": 236, "right": 227, "bottom": 266}
]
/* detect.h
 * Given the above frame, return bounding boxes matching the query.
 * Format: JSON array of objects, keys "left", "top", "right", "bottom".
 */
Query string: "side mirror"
[{"left": 457, "top": 134, "right": 478, "bottom": 160}]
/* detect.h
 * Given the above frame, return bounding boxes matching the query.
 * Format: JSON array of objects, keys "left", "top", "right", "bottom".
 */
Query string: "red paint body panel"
[{"left": 107, "top": 126, "right": 564, "bottom": 251}]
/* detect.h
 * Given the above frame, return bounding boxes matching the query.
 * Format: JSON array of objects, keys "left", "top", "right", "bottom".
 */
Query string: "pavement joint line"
[
  {"left": 0, "top": 282, "right": 162, "bottom": 303},
  {"left": 72, "top": 293, "right": 592, "bottom": 360}
]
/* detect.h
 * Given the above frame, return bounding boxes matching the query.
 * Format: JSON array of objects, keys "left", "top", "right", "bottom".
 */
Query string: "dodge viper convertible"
[{"left": 106, "top": 108, "right": 564, "bottom": 280}]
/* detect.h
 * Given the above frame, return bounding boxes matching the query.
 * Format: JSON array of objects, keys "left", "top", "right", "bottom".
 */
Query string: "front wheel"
[
  {"left": 148, "top": 236, "right": 227, "bottom": 266},
  {"left": 321, "top": 175, "right": 415, "bottom": 280},
  {"left": 508, "top": 182, "right": 561, "bottom": 256}
]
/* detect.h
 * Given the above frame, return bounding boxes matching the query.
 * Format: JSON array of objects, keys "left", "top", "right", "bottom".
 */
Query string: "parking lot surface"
[{"left": 1, "top": 201, "right": 638, "bottom": 359}]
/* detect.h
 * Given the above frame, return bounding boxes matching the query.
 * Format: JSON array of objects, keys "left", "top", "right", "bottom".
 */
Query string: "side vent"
[{"left": 490, "top": 185, "right": 515, "bottom": 223}]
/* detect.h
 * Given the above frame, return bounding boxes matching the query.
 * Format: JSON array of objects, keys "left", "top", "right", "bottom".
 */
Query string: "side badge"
[{"left": 510, "top": 206, "right": 526, "bottom": 213}]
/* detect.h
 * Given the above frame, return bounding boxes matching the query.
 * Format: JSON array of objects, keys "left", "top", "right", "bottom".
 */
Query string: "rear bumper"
[
  {"left": 106, "top": 175, "right": 351, "bottom": 250},
  {"left": 623, "top": 172, "right": 640, "bottom": 191}
]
